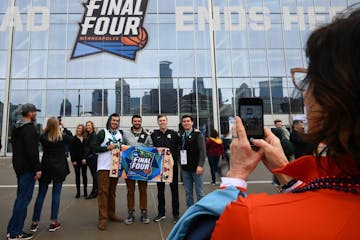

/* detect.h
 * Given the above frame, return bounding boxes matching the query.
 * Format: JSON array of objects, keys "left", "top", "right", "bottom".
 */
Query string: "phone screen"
[{"left": 238, "top": 98, "right": 264, "bottom": 140}]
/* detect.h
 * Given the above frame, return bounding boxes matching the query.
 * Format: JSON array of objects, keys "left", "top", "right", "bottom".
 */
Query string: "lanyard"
[{"left": 182, "top": 129, "right": 193, "bottom": 149}]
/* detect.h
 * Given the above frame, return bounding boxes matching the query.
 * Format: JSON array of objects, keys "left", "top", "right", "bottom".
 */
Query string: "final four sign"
[
  {"left": 120, "top": 146, "right": 174, "bottom": 183},
  {"left": 71, "top": 0, "right": 149, "bottom": 60}
]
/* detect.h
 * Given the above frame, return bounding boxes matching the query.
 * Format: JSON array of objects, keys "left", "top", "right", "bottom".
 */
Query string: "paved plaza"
[{"left": 0, "top": 157, "right": 276, "bottom": 240}]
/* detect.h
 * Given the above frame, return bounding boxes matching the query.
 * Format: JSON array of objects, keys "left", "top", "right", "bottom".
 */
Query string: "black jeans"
[
  {"left": 87, "top": 155, "right": 98, "bottom": 193},
  {"left": 156, "top": 163, "right": 179, "bottom": 217},
  {"left": 73, "top": 163, "right": 87, "bottom": 191}
]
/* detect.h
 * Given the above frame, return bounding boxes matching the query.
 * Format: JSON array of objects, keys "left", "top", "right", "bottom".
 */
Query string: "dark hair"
[
  {"left": 157, "top": 114, "right": 167, "bottom": 120},
  {"left": 304, "top": 9, "right": 360, "bottom": 175},
  {"left": 132, "top": 114, "right": 142, "bottom": 121},
  {"left": 274, "top": 119, "right": 282, "bottom": 125},
  {"left": 106, "top": 113, "right": 120, "bottom": 130},
  {"left": 181, "top": 115, "right": 193, "bottom": 122},
  {"left": 292, "top": 120, "right": 303, "bottom": 126},
  {"left": 210, "top": 129, "right": 219, "bottom": 138}
]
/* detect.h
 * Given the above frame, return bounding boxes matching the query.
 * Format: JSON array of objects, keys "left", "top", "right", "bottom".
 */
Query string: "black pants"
[
  {"left": 87, "top": 155, "right": 98, "bottom": 193},
  {"left": 157, "top": 163, "right": 179, "bottom": 217},
  {"left": 73, "top": 163, "right": 87, "bottom": 191}
]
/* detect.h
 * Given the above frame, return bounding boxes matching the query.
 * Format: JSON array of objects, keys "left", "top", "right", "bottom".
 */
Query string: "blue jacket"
[{"left": 167, "top": 187, "right": 244, "bottom": 240}]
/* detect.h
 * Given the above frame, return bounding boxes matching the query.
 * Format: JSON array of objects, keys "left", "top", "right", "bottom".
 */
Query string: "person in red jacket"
[
  {"left": 206, "top": 129, "right": 224, "bottom": 185},
  {"left": 211, "top": 7, "right": 360, "bottom": 239},
  {"left": 167, "top": 6, "right": 360, "bottom": 240}
]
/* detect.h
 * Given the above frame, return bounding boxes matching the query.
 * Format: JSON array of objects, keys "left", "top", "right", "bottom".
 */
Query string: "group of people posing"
[{"left": 6, "top": 106, "right": 217, "bottom": 239}]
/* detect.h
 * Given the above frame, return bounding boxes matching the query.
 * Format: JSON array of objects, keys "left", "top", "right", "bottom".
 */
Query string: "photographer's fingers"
[{"left": 234, "top": 116, "right": 252, "bottom": 148}]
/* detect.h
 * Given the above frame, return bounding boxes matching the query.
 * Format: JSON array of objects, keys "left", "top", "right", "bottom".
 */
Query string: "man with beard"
[{"left": 122, "top": 115, "right": 153, "bottom": 224}]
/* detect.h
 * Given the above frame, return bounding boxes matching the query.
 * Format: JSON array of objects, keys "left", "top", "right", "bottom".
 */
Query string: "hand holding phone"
[{"left": 238, "top": 98, "right": 264, "bottom": 144}]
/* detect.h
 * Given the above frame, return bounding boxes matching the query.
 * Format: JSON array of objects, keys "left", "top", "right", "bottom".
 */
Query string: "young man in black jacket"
[
  {"left": 151, "top": 114, "right": 181, "bottom": 223},
  {"left": 7, "top": 103, "right": 41, "bottom": 240},
  {"left": 180, "top": 115, "right": 206, "bottom": 208}
]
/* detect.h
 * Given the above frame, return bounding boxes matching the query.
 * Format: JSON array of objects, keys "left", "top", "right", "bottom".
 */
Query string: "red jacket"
[
  {"left": 206, "top": 137, "right": 224, "bottom": 157},
  {"left": 211, "top": 155, "right": 360, "bottom": 239}
]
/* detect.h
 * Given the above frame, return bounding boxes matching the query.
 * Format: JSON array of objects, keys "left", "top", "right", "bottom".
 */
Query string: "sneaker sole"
[
  {"left": 30, "top": 227, "right": 38, "bottom": 232},
  {"left": 49, "top": 226, "right": 61, "bottom": 232},
  {"left": 8, "top": 234, "right": 33, "bottom": 240},
  {"left": 141, "top": 219, "right": 150, "bottom": 224},
  {"left": 124, "top": 220, "right": 134, "bottom": 225},
  {"left": 154, "top": 216, "right": 166, "bottom": 222}
]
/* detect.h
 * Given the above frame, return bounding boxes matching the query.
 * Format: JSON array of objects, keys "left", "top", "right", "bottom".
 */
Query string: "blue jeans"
[
  {"left": 32, "top": 181, "right": 63, "bottom": 221},
  {"left": 208, "top": 156, "right": 220, "bottom": 183},
  {"left": 182, "top": 170, "right": 204, "bottom": 208},
  {"left": 7, "top": 172, "right": 36, "bottom": 235}
]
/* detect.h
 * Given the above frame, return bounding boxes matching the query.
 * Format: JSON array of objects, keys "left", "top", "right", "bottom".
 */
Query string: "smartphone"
[
  {"left": 57, "top": 116, "right": 62, "bottom": 123},
  {"left": 238, "top": 98, "right": 264, "bottom": 143}
]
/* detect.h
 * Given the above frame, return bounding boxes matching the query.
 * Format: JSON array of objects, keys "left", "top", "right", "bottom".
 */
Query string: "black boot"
[
  {"left": 84, "top": 187, "right": 88, "bottom": 198},
  {"left": 86, "top": 190, "right": 97, "bottom": 199},
  {"left": 75, "top": 188, "right": 80, "bottom": 198}
]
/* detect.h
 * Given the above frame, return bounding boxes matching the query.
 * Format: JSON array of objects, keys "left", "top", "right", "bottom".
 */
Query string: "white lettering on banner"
[
  {"left": 130, "top": 157, "right": 151, "bottom": 170},
  {"left": 282, "top": 7, "right": 306, "bottom": 31},
  {"left": 249, "top": 7, "right": 271, "bottom": 31},
  {"left": 176, "top": 6, "right": 194, "bottom": 31},
  {"left": 175, "top": 6, "right": 346, "bottom": 32},
  {"left": 81, "top": 0, "right": 143, "bottom": 36},
  {"left": 224, "top": 7, "right": 246, "bottom": 31},
  {"left": 0, "top": 6, "right": 49, "bottom": 32}
]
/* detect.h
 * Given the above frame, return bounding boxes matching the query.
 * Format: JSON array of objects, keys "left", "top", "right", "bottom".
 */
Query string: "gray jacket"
[{"left": 122, "top": 128, "right": 153, "bottom": 147}]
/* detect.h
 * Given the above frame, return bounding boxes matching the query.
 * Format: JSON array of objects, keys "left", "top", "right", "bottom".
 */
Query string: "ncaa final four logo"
[{"left": 71, "top": 0, "right": 149, "bottom": 60}]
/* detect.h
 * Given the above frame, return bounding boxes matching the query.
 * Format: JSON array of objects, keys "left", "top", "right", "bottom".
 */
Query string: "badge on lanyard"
[{"left": 180, "top": 150, "right": 187, "bottom": 165}]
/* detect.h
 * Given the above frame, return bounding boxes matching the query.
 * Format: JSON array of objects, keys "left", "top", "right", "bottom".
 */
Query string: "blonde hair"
[
  {"left": 45, "top": 117, "right": 62, "bottom": 142},
  {"left": 76, "top": 124, "right": 85, "bottom": 137}
]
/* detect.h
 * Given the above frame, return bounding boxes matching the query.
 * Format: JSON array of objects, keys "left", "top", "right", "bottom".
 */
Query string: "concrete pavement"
[{"left": 0, "top": 157, "right": 276, "bottom": 240}]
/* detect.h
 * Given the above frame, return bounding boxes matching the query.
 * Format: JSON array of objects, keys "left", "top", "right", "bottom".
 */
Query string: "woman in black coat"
[
  {"left": 70, "top": 124, "right": 88, "bottom": 198},
  {"left": 84, "top": 121, "right": 98, "bottom": 199},
  {"left": 30, "top": 117, "right": 72, "bottom": 232}
]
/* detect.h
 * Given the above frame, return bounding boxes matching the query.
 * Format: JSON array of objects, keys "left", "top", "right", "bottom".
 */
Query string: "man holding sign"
[
  {"left": 151, "top": 114, "right": 181, "bottom": 223},
  {"left": 122, "top": 115, "right": 153, "bottom": 225},
  {"left": 92, "top": 113, "right": 123, "bottom": 231}
]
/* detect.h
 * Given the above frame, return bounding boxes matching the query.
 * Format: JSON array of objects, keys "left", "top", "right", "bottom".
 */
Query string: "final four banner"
[
  {"left": 71, "top": 0, "right": 149, "bottom": 60},
  {"left": 120, "top": 146, "right": 173, "bottom": 183}
]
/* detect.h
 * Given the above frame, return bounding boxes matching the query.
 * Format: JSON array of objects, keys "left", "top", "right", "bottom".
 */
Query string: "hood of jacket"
[
  {"left": 105, "top": 113, "right": 120, "bottom": 131},
  {"left": 209, "top": 137, "right": 223, "bottom": 144},
  {"left": 14, "top": 119, "right": 33, "bottom": 129}
]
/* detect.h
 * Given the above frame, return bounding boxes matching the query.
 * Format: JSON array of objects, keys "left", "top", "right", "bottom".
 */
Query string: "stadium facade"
[{"left": 0, "top": 0, "right": 355, "bottom": 155}]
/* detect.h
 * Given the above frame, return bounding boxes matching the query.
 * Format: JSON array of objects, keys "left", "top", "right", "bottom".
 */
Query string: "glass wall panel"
[
  {"left": 28, "top": 90, "right": 45, "bottom": 117},
  {"left": 28, "top": 79, "right": 46, "bottom": 90},
  {"left": 47, "top": 79, "right": 65, "bottom": 89},
  {"left": 29, "top": 50, "right": 47, "bottom": 78},
  {"left": 268, "top": 49, "right": 286, "bottom": 76},
  {"left": 284, "top": 24, "right": 302, "bottom": 49},
  {"left": 11, "top": 51, "right": 29, "bottom": 78},
  {"left": 48, "top": 51, "right": 66, "bottom": 78},
  {"left": 249, "top": 50, "right": 267, "bottom": 77},
  {"left": 10, "top": 79, "right": 27, "bottom": 90},
  {"left": 30, "top": 31, "right": 48, "bottom": 49},
  {"left": 13, "top": 31, "right": 30, "bottom": 50},
  {"left": 0, "top": 51, "right": 6, "bottom": 77},
  {"left": 159, "top": 24, "right": 177, "bottom": 49},
  {"left": 252, "top": 78, "right": 271, "bottom": 114},
  {"left": 216, "top": 50, "right": 232, "bottom": 77},
  {"left": 177, "top": 50, "right": 195, "bottom": 77},
  {"left": 67, "top": 59, "right": 85, "bottom": 78},
  {"left": 0, "top": 30, "right": 8, "bottom": 49},
  {"left": 232, "top": 50, "right": 249, "bottom": 77},
  {"left": 46, "top": 90, "right": 65, "bottom": 116},
  {"left": 66, "top": 89, "right": 84, "bottom": 117}
]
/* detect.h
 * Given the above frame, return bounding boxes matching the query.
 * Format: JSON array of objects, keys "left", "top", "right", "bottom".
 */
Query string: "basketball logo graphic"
[{"left": 121, "top": 27, "right": 148, "bottom": 49}]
